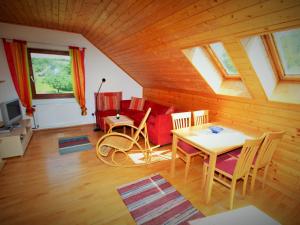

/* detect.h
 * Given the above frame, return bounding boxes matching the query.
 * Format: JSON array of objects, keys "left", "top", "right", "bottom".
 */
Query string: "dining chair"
[
  {"left": 250, "top": 131, "right": 285, "bottom": 192},
  {"left": 202, "top": 136, "right": 264, "bottom": 209},
  {"left": 171, "top": 112, "right": 201, "bottom": 181},
  {"left": 193, "top": 110, "right": 209, "bottom": 126}
]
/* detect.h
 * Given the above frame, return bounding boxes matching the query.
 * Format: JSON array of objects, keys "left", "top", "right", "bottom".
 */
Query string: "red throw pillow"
[
  {"left": 129, "top": 97, "right": 145, "bottom": 111},
  {"left": 103, "top": 95, "right": 119, "bottom": 111}
]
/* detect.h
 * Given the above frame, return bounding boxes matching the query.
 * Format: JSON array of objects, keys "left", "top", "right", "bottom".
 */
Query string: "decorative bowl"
[{"left": 209, "top": 126, "right": 224, "bottom": 134}]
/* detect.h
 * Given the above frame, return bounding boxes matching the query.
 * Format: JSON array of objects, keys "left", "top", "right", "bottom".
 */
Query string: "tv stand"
[{"left": 0, "top": 119, "right": 33, "bottom": 158}]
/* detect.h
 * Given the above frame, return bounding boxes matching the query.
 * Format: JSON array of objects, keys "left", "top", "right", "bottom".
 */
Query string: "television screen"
[
  {"left": 0, "top": 99, "right": 22, "bottom": 127},
  {"left": 7, "top": 100, "right": 21, "bottom": 120}
]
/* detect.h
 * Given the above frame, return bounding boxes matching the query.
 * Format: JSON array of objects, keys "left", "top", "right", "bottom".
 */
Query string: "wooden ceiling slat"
[
  {"left": 82, "top": 0, "right": 117, "bottom": 36},
  {"left": 58, "top": 0, "right": 68, "bottom": 30},
  {"left": 85, "top": 0, "right": 137, "bottom": 38},
  {"left": 103, "top": 0, "right": 270, "bottom": 55},
  {"left": 90, "top": 0, "right": 155, "bottom": 44},
  {"left": 107, "top": 1, "right": 300, "bottom": 59},
  {"left": 98, "top": 0, "right": 198, "bottom": 47},
  {"left": 100, "top": 0, "right": 237, "bottom": 53}
]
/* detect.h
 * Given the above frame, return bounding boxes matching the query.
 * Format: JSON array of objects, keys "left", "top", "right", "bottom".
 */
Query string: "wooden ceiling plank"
[
  {"left": 97, "top": 0, "right": 187, "bottom": 46},
  {"left": 68, "top": 0, "right": 85, "bottom": 32},
  {"left": 91, "top": 0, "right": 155, "bottom": 44},
  {"left": 100, "top": 0, "right": 241, "bottom": 53},
  {"left": 74, "top": 0, "right": 112, "bottom": 34},
  {"left": 103, "top": 0, "right": 269, "bottom": 55},
  {"left": 43, "top": 0, "right": 53, "bottom": 28},
  {"left": 106, "top": 0, "right": 300, "bottom": 59},
  {"left": 9, "top": 0, "right": 32, "bottom": 26},
  {"left": 58, "top": 0, "right": 68, "bottom": 30},
  {"left": 51, "top": 0, "right": 59, "bottom": 29},
  {"left": 85, "top": 0, "right": 137, "bottom": 37},
  {"left": 81, "top": 0, "right": 115, "bottom": 35}
]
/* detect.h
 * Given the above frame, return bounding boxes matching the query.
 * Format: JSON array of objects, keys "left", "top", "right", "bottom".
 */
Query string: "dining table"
[{"left": 170, "top": 122, "right": 262, "bottom": 203}]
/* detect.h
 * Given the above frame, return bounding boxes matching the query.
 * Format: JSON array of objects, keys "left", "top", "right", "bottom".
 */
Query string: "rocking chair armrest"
[{"left": 108, "top": 124, "right": 139, "bottom": 133}]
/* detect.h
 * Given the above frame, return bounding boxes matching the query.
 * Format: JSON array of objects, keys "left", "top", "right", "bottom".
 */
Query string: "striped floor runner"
[
  {"left": 117, "top": 174, "right": 204, "bottom": 225},
  {"left": 58, "top": 135, "right": 92, "bottom": 155}
]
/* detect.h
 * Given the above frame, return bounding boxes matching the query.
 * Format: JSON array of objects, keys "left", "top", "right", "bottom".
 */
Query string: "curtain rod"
[{"left": 1, "top": 37, "right": 86, "bottom": 49}]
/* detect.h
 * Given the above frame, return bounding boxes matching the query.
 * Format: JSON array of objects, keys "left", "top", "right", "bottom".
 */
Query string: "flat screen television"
[{"left": 0, "top": 98, "right": 23, "bottom": 128}]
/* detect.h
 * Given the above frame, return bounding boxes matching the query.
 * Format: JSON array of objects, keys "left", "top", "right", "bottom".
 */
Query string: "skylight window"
[
  {"left": 262, "top": 27, "right": 300, "bottom": 80},
  {"left": 206, "top": 42, "right": 239, "bottom": 77}
]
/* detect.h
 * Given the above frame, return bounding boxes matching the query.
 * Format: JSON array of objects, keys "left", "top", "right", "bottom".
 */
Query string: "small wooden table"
[
  {"left": 104, "top": 115, "right": 134, "bottom": 135},
  {"left": 171, "top": 122, "right": 261, "bottom": 203}
]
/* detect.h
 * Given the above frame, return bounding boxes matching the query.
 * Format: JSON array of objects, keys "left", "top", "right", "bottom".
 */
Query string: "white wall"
[{"left": 0, "top": 22, "right": 142, "bottom": 129}]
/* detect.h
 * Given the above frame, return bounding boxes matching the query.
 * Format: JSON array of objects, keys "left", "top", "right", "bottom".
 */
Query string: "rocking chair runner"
[{"left": 96, "top": 108, "right": 160, "bottom": 167}]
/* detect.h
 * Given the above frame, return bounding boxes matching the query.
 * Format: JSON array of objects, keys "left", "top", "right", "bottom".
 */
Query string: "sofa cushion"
[
  {"left": 100, "top": 110, "right": 118, "bottom": 117},
  {"left": 95, "top": 92, "right": 121, "bottom": 111},
  {"left": 129, "top": 97, "right": 145, "bottom": 111},
  {"left": 144, "top": 100, "right": 169, "bottom": 116},
  {"left": 103, "top": 95, "right": 118, "bottom": 111},
  {"left": 121, "top": 109, "right": 145, "bottom": 126}
]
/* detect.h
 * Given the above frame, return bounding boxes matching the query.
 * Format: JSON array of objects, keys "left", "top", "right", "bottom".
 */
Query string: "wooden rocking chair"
[{"left": 96, "top": 108, "right": 160, "bottom": 167}]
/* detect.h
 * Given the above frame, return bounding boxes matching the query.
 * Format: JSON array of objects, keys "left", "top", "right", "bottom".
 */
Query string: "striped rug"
[
  {"left": 58, "top": 135, "right": 92, "bottom": 155},
  {"left": 117, "top": 174, "right": 204, "bottom": 225}
]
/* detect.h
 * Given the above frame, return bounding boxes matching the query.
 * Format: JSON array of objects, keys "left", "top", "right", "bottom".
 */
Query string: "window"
[
  {"left": 28, "top": 48, "right": 74, "bottom": 99},
  {"left": 262, "top": 27, "right": 300, "bottom": 80},
  {"left": 203, "top": 42, "right": 239, "bottom": 78}
]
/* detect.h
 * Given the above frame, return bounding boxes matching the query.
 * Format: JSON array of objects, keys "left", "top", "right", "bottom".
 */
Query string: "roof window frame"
[
  {"left": 203, "top": 43, "right": 240, "bottom": 80},
  {"left": 261, "top": 32, "right": 300, "bottom": 81}
]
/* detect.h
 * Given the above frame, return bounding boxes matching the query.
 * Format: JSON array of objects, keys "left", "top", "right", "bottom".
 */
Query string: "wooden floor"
[{"left": 0, "top": 124, "right": 299, "bottom": 225}]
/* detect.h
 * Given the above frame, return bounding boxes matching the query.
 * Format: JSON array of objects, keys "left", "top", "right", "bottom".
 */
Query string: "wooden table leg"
[
  {"left": 170, "top": 135, "right": 178, "bottom": 177},
  {"left": 205, "top": 153, "right": 217, "bottom": 203}
]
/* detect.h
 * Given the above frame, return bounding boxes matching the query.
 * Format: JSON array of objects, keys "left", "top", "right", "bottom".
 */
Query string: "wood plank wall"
[{"left": 144, "top": 87, "right": 300, "bottom": 200}]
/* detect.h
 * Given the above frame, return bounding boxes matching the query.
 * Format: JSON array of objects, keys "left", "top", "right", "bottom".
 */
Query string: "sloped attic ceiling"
[{"left": 0, "top": 0, "right": 300, "bottom": 98}]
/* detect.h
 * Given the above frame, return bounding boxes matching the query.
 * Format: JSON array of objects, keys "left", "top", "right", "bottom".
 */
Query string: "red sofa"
[{"left": 95, "top": 92, "right": 174, "bottom": 146}]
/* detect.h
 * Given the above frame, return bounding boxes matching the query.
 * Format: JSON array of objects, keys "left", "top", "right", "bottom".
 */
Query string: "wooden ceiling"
[{"left": 1, "top": 0, "right": 300, "bottom": 95}]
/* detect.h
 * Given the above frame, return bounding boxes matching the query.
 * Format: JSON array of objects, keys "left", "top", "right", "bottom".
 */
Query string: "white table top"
[
  {"left": 188, "top": 205, "right": 281, "bottom": 225},
  {"left": 172, "top": 123, "right": 260, "bottom": 155},
  {"left": 105, "top": 115, "right": 133, "bottom": 124}
]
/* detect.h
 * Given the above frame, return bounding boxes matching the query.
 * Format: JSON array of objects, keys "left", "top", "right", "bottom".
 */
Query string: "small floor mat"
[
  {"left": 117, "top": 173, "right": 204, "bottom": 224},
  {"left": 58, "top": 135, "right": 92, "bottom": 155}
]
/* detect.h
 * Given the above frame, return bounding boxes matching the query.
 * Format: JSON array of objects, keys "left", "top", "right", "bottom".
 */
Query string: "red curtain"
[
  {"left": 2, "top": 39, "right": 34, "bottom": 115},
  {"left": 69, "top": 46, "right": 87, "bottom": 115}
]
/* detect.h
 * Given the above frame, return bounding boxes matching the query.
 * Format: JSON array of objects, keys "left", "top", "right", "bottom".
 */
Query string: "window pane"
[
  {"left": 273, "top": 28, "right": 300, "bottom": 75},
  {"left": 30, "top": 53, "right": 73, "bottom": 94},
  {"left": 209, "top": 42, "right": 238, "bottom": 75}
]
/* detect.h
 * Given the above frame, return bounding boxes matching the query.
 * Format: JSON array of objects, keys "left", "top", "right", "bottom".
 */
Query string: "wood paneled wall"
[{"left": 144, "top": 87, "right": 300, "bottom": 200}]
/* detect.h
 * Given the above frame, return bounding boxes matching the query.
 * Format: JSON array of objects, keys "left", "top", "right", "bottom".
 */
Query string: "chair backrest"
[
  {"left": 171, "top": 112, "right": 191, "bottom": 129},
  {"left": 193, "top": 110, "right": 209, "bottom": 126},
  {"left": 233, "top": 136, "right": 264, "bottom": 179},
  {"left": 133, "top": 108, "right": 152, "bottom": 141},
  {"left": 255, "top": 131, "right": 285, "bottom": 169}
]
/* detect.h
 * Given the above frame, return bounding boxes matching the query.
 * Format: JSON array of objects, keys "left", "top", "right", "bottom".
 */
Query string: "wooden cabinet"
[{"left": 0, "top": 119, "right": 33, "bottom": 158}]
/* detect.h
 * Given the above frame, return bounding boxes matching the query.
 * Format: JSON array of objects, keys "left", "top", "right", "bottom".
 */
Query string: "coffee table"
[{"left": 104, "top": 115, "right": 134, "bottom": 136}]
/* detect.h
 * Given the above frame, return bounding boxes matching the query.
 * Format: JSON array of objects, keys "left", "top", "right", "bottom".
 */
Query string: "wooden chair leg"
[
  {"left": 229, "top": 180, "right": 237, "bottom": 210},
  {"left": 202, "top": 163, "right": 208, "bottom": 189},
  {"left": 250, "top": 168, "right": 258, "bottom": 192},
  {"left": 242, "top": 173, "right": 249, "bottom": 196},
  {"left": 184, "top": 156, "right": 191, "bottom": 182},
  {"left": 262, "top": 165, "right": 270, "bottom": 189}
]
